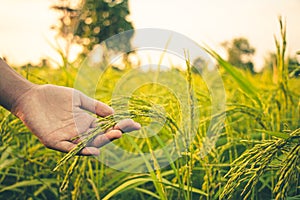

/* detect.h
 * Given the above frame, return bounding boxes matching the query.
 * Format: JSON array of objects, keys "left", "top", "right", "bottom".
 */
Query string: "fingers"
[
  {"left": 114, "top": 119, "right": 141, "bottom": 133},
  {"left": 79, "top": 92, "right": 114, "bottom": 117},
  {"left": 58, "top": 130, "right": 122, "bottom": 154},
  {"left": 87, "top": 119, "right": 141, "bottom": 148},
  {"left": 89, "top": 130, "right": 122, "bottom": 148},
  {"left": 51, "top": 116, "right": 141, "bottom": 156},
  {"left": 55, "top": 141, "right": 100, "bottom": 156},
  {"left": 80, "top": 147, "right": 100, "bottom": 156}
]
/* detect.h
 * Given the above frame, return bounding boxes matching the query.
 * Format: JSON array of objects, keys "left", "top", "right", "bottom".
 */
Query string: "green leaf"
[
  {"left": 134, "top": 187, "right": 160, "bottom": 199},
  {"left": 102, "top": 177, "right": 154, "bottom": 200},
  {"left": 158, "top": 180, "right": 207, "bottom": 196},
  {"left": 87, "top": 179, "right": 100, "bottom": 200},
  {"left": 204, "top": 47, "right": 262, "bottom": 107},
  {"left": 256, "top": 129, "right": 290, "bottom": 140},
  {"left": 0, "top": 158, "right": 16, "bottom": 171},
  {"left": 0, "top": 179, "right": 57, "bottom": 193}
]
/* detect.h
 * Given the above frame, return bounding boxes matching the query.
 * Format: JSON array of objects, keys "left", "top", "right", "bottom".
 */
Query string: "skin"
[{"left": 0, "top": 58, "right": 140, "bottom": 155}]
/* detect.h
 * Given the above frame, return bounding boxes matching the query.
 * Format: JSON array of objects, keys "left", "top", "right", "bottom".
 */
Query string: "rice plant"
[{"left": 0, "top": 17, "right": 299, "bottom": 200}]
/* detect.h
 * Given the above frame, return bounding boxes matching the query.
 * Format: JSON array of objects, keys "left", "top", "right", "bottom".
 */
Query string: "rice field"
[{"left": 0, "top": 20, "right": 299, "bottom": 200}]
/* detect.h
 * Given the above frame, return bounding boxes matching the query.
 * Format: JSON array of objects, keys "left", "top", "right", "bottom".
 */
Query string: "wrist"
[
  {"left": 10, "top": 82, "right": 38, "bottom": 114},
  {"left": 0, "top": 59, "right": 37, "bottom": 111}
]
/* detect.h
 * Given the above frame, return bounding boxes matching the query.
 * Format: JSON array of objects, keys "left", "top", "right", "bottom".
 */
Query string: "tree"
[
  {"left": 222, "top": 37, "right": 256, "bottom": 73},
  {"left": 263, "top": 52, "right": 300, "bottom": 79},
  {"left": 52, "top": 0, "right": 134, "bottom": 55},
  {"left": 192, "top": 57, "right": 214, "bottom": 74}
]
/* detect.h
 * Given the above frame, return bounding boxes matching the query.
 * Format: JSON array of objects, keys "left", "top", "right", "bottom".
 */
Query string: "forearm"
[{"left": 0, "top": 58, "right": 36, "bottom": 111}]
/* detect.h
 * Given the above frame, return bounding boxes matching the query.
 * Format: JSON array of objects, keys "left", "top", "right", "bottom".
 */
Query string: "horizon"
[{"left": 0, "top": 0, "right": 299, "bottom": 71}]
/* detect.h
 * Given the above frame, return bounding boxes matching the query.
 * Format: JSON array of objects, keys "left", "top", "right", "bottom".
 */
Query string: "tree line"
[{"left": 51, "top": 0, "right": 299, "bottom": 77}]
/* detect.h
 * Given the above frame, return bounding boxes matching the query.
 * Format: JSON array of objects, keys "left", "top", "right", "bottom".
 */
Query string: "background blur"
[
  {"left": 0, "top": 0, "right": 299, "bottom": 71},
  {"left": 0, "top": 1, "right": 299, "bottom": 199}
]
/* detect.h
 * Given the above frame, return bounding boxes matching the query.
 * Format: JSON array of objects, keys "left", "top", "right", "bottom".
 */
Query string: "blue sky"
[{"left": 0, "top": 0, "right": 299, "bottom": 70}]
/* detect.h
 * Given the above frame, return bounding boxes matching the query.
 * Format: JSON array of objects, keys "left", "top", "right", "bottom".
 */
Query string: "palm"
[{"left": 12, "top": 84, "right": 140, "bottom": 155}]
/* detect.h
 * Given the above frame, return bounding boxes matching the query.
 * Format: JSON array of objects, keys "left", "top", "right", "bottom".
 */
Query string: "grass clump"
[{"left": 0, "top": 17, "right": 299, "bottom": 200}]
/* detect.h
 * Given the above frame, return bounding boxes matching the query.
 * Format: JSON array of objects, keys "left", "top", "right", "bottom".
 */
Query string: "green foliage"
[
  {"left": 212, "top": 17, "right": 300, "bottom": 200},
  {"left": 52, "top": 0, "right": 134, "bottom": 54},
  {"left": 204, "top": 46, "right": 262, "bottom": 108},
  {"left": 0, "top": 18, "right": 299, "bottom": 200}
]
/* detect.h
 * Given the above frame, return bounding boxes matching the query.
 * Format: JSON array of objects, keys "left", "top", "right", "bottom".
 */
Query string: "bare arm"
[
  {"left": 0, "top": 58, "right": 35, "bottom": 111},
  {"left": 0, "top": 58, "right": 140, "bottom": 155}
]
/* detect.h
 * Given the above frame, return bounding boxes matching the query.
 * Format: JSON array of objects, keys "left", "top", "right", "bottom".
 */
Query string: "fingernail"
[{"left": 135, "top": 122, "right": 142, "bottom": 129}]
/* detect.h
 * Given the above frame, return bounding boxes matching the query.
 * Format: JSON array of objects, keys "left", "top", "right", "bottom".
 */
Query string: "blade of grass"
[
  {"left": 102, "top": 177, "right": 155, "bottom": 200},
  {"left": 134, "top": 187, "right": 160, "bottom": 199},
  {"left": 126, "top": 136, "right": 167, "bottom": 200},
  {"left": 255, "top": 129, "right": 290, "bottom": 140},
  {"left": 87, "top": 178, "right": 100, "bottom": 200},
  {"left": 0, "top": 179, "right": 57, "bottom": 193},
  {"left": 203, "top": 46, "right": 262, "bottom": 108}
]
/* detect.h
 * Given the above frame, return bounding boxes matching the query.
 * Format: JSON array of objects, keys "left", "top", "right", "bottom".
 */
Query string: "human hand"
[{"left": 11, "top": 84, "right": 141, "bottom": 155}]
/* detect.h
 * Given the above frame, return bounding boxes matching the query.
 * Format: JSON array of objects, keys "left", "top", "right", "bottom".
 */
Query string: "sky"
[{"left": 0, "top": 0, "right": 299, "bottom": 71}]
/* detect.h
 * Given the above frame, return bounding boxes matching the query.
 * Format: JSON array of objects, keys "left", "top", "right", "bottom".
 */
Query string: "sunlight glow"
[{"left": 0, "top": 0, "right": 299, "bottom": 70}]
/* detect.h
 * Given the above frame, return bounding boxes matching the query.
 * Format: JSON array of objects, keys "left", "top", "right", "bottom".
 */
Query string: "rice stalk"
[
  {"left": 71, "top": 157, "right": 87, "bottom": 200},
  {"left": 273, "top": 144, "right": 300, "bottom": 200},
  {"left": 184, "top": 51, "right": 196, "bottom": 200},
  {"left": 60, "top": 156, "right": 79, "bottom": 192},
  {"left": 53, "top": 96, "right": 184, "bottom": 172},
  {"left": 220, "top": 128, "right": 300, "bottom": 200},
  {"left": 220, "top": 139, "right": 285, "bottom": 199}
]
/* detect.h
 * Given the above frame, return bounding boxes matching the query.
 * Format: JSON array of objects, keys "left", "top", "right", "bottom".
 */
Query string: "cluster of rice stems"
[
  {"left": 54, "top": 17, "right": 299, "bottom": 198},
  {"left": 53, "top": 96, "right": 184, "bottom": 172},
  {"left": 1, "top": 17, "right": 299, "bottom": 200},
  {"left": 54, "top": 95, "right": 191, "bottom": 199},
  {"left": 220, "top": 128, "right": 300, "bottom": 199},
  {"left": 52, "top": 53, "right": 203, "bottom": 199},
  {"left": 206, "top": 17, "right": 300, "bottom": 200},
  {"left": 273, "top": 138, "right": 300, "bottom": 200}
]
